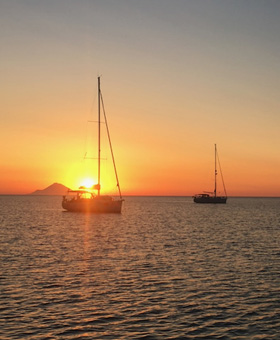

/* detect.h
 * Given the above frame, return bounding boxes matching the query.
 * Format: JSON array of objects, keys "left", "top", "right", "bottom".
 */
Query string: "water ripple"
[{"left": 0, "top": 196, "right": 280, "bottom": 339}]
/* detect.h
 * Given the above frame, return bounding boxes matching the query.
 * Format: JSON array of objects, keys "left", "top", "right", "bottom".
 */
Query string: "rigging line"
[
  {"left": 90, "top": 86, "right": 98, "bottom": 118},
  {"left": 100, "top": 91, "right": 123, "bottom": 199},
  {"left": 81, "top": 118, "right": 89, "bottom": 160},
  {"left": 83, "top": 86, "right": 98, "bottom": 159},
  {"left": 83, "top": 121, "right": 105, "bottom": 160},
  {"left": 217, "top": 150, "right": 227, "bottom": 197},
  {"left": 83, "top": 121, "right": 94, "bottom": 161}
]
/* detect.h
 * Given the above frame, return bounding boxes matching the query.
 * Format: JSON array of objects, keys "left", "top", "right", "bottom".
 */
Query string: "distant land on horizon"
[
  {"left": 26, "top": 183, "right": 280, "bottom": 197},
  {"left": 29, "top": 183, "right": 70, "bottom": 196}
]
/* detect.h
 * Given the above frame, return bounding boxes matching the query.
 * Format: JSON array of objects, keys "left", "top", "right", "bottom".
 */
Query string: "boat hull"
[
  {"left": 193, "top": 196, "right": 227, "bottom": 204},
  {"left": 62, "top": 197, "right": 123, "bottom": 213}
]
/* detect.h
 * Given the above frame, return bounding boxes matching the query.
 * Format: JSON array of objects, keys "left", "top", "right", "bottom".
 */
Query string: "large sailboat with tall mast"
[
  {"left": 62, "top": 77, "right": 124, "bottom": 213},
  {"left": 193, "top": 144, "right": 227, "bottom": 204}
]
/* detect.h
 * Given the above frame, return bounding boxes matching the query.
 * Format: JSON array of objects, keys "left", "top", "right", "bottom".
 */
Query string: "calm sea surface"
[{"left": 1, "top": 196, "right": 279, "bottom": 339}]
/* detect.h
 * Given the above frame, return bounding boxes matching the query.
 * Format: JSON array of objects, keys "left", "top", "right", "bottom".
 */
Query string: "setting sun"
[{"left": 80, "top": 178, "right": 96, "bottom": 189}]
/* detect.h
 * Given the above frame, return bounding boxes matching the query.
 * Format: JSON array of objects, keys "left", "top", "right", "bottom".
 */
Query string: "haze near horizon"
[{"left": 1, "top": 0, "right": 279, "bottom": 196}]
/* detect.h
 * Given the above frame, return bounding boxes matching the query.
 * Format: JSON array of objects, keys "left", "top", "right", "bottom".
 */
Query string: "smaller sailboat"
[
  {"left": 193, "top": 144, "right": 227, "bottom": 204},
  {"left": 62, "top": 77, "right": 124, "bottom": 213}
]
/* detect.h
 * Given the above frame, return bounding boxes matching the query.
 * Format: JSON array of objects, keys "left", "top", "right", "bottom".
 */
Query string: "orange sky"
[{"left": 1, "top": 1, "right": 280, "bottom": 196}]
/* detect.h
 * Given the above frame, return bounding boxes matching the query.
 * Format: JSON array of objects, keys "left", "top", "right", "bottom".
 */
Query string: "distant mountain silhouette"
[{"left": 29, "top": 183, "right": 70, "bottom": 195}]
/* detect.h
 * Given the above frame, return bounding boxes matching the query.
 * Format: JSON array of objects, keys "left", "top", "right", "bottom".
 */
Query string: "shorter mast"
[
  {"left": 216, "top": 146, "right": 227, "bottom": 198},
  {"left": 97, "top": 77, "right": 101, "bottom": 196},
  {"left": 214, "top": 144, "right": 217, "bottom": 198}
]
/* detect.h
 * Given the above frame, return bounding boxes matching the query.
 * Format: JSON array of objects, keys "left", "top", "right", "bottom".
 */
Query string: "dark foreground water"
[{"left": 1, "top": 196, "right": 279, "bottom": 339}]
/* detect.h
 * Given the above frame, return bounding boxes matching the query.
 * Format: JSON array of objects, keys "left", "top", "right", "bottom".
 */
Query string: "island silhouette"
[{"left": 29, "top": 183, "right": 70, "bottom": 196}]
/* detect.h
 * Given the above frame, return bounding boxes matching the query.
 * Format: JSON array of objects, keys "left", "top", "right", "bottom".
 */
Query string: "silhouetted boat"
[
  {"left": 62, "top": 77, "right": 124, "bottom": 213},
  {"left": 193, "top": 144, "right": 227, "bottom": 204}
]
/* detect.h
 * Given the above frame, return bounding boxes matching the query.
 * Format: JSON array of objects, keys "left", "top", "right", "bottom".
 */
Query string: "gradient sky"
[{"left": 1, "top": 0, "right": 279, "bottom": 196}]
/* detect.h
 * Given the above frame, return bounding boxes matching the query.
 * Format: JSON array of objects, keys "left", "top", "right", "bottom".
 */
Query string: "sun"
[{"left": 80, "top": 178, "right": 95, "bottom": 189}]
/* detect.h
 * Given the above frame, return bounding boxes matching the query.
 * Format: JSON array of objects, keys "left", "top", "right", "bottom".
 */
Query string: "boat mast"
[
  {"left": 97, "top": 77, "right": 101, "bottom": 196},
  {"left": 214, "top": 144, "right": 217, "bottom": 198},
  {"left": 217, "top": 147, "right": 227, "bottom": 198}
]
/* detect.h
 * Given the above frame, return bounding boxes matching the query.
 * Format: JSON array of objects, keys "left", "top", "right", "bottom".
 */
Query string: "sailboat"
[
  {"left": 62, "top": 77, "right": 124, "bottom": 213},
  {"left": 193, "top": 144, "right": 227, "bottom": 204}
]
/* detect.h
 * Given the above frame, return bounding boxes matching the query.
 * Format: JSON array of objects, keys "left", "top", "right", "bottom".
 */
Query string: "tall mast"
[
  {"left": 214, "top": 144, "right": 217, "bottom": 197},
  {"left": 97, "top": 77, "right": 101, "bottom": 196}
]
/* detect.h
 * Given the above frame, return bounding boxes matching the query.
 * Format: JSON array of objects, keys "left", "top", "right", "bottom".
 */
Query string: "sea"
[{"left": 1, "top": 196, "right": 279, "bottom": 340}]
